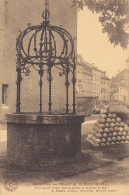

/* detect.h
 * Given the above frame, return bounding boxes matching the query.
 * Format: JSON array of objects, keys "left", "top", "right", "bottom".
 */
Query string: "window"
[{"left": 2, "top": 84, "right": 8, "bottom": 105}]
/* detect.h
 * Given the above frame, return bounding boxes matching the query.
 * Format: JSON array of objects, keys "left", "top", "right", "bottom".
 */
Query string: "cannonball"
[
  {"left": 100, "top": 143, "right": 106, "bottom": 147},
  {"left": 109, "top": 133, "right": 113, "bottom": 137},
  {"left": 111, "top": 142, "right": 115, "bottom": 145},
  {"left": 113, "top": 132, "right": 117, "bottom": 137},
  {"left": 99, "top": 118, "right": 106, "bottom": 124},
  {"left": 101, "top": 138, "right": 106, "bottom": 143},
  {"left": 118, "top": 131, "right": 123, "bottom": 136},
  {"left": 111, "top": 118, "right": 116, "bottom": 123},
  {"left": 126, "top": 136, "right": 129, "bottom": 141},
  {"left": 124, "top": 126, "right": 129, "bottom": 132},
  {"left": 105, "top": 123, "right": 110, "bottom": 128},
  {"left": 115, "top": 122, "right": 120, "bottom": 127},
  {"left": 104, "top": 128, "right": 109, "bottom": 133},
  {"left": 121, "top": 136, "right": 126, "bottom": 141},
  {"left": 106, "top": 142, "right": 110, "bottom": 146},
  {"left": 88, "top": 134, "right": 93, "bottom": 139},
  {"left": 116, "top": 141, "right": 120, "bottom": 144},
  {"left": 119, "top": 127, "right": 124, "bottom": 132},
  {"left": 88, "top": 139, "right": 92, "bottom": 143},
  {"left": 103, "top": 133, "right": 108, "bottom": 138},
  {"left": 117, "top": 136, "right": 122, "bottom": 141},
  {"left": 122, "top": 131, "right": 127, "bottom": 136},
  {"left": 125, "top": 140, "right": 129, "bottom": 143},
  {"left": 106, "top": 118, "right": 111, "bottom": 123},
  {"left": 116, "top": 117, "right": 121, "bottom": 122},
  {"left": 112, "top": 113, "right": 117, "bottom": 118},
  {"left": 96, "top": 122, "right": 100, "bottom": 127},
  {"left": 96, "top": 133, "right": 103, "bottom": 139},
  {"left": 120, "top": 122, "right": 124, "bottom": 127},
  {"left": 91, "top": 142, "right": 96, "bottom": 146},
  {"left": 97, "top": 128, "right": 104, "bottom": 134},
  {"left": 110, "top": 123, "right": 115, "bottom": 128},
  {"left": 120, "top": 141, "right": 125, "bottom": 144},
  {"left": 107, "top": 137, "right": 112, "bottom": 142},
  {"left": 99, "top": 124, "right": 105, "bottom": 129},
  {"left": 94, "top": 143, "right": 99, "bottom": 147},
  {"left": 96, "top": 139, "right": 101, "bottom": 144},
  {"left": 108, "top": 113, "right": 113, "bottom": 118},
  {"left": 101, "top": 114, "right": 107, "bottom": 119},
  {"left": 91, "top": 130, "right": 96, "bottom": 134},
  {"left": 91, "top": 141, "right": 96, "bottom": 146},
  {"left": 92, "top": 135, "right": 96, "bottom": 141},
  {"left": 114, "top": 126, "right": 119, "bottom": 132},
  {"left": 94, "top": 122, "right": 98, "bottom": 126},
  {"left": 109, "top": 127, "right": 114, "bottom": 132},
  {"left": 93, "top": 126, "right": 98, "bottom": 131},
  {"left": 112, "top": 137, "right": 117, "bottom": 142}
]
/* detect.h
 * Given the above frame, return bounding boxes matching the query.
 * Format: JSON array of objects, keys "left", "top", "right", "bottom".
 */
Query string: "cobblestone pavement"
[
  {"left": 53, "top": 157, "right": 129, "bottom": 186},
  {"left": 0, "top": 120, "right": 129, "bottom": 195}
]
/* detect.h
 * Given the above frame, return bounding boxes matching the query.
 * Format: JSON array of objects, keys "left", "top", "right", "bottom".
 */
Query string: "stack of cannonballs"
[{"left": 86, "top": 105, "right": 129, "bottom": 147}]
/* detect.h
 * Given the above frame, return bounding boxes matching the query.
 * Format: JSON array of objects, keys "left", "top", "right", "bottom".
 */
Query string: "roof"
[
  {"left": 93, "top": 66, "right": 105, "bottom": 73},
  {"left": 77, "top": 59, "right": 108, "bottom": 77},
  {"left": 77, "top": 61, "right": 92, "bottom": 74},
  {"left": 111, "top": 69, "right": 129, "bottom": 87},
  {"left": 101, "top": 76, "right": 110, "bottom": 80}
]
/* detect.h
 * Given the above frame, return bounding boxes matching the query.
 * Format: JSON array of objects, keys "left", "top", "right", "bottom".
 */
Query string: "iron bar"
[
  {"left": 48, "top": 27, "right": 52, "bottom": 114},
  {"left": 65, "top": 67, "right": 70, "bottom": 114},
  {"left": 39, "top": 67, "right": 43, "bottom": 113},
  {"left": 72, "top": 65, "right": 76, "bottom": 114},
  {"left": 16, "top": 66, "right": 22, "bottom": 113},
  {"left": 48, "top": 67, "right": 52, "bottom": 114}
]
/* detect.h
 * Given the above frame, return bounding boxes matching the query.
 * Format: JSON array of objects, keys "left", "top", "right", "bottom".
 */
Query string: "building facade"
[
  {"left": 76, "top": 56, "right": 110, "bottom": 115},
  {"left": 76, "top": 56, "right": 110, "bottom": 102},
  {"left": 101, "top": 72, "right": 110, "bottom": 102},
  {"left": 76, "top": 60, "right": 92, "bottom": 97},
  {"left": 0, "top": 0, "right": 77, "bottom": 119},
  {"left": 110, "top": 68, "right": 129, "bottom": 105},
  {"left": 92, "top": 67, "right": 101, "bottom": 98}
]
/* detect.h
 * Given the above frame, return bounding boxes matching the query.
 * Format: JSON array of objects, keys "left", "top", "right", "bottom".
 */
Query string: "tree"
[{"left": 72, "top": 0, "right": 129, "bottom": 49}]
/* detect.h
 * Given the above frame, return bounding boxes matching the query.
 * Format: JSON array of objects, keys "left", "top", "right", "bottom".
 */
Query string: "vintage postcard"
[{"left": 0, "top": 0, "right": 129, "bottom": 194}]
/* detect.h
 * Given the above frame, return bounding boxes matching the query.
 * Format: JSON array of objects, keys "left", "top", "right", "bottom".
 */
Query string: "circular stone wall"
[{"left": 6, "top": 114, "right": 84, "bottom": 164}]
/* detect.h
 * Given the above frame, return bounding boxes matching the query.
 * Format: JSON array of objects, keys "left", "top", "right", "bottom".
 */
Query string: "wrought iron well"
[
  {"left": 6, "top": 0, "right": 84, "bottom": 164},
  {"left": 16, "top": 0, "right": 76, "bottom": 114}
]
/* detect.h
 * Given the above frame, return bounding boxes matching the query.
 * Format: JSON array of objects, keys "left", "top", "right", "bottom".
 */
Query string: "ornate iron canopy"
[{"left": 16, "top": 0, "right": 76, "bottom": 114}]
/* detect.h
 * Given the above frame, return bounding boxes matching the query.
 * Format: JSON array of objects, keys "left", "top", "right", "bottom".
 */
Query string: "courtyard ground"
[{"left": 0, "top": 115, "right": 129, "bottom": 194}]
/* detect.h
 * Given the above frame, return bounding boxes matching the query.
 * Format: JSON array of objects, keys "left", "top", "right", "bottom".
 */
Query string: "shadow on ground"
[{"left": 0, "top": 135, "right": 129, "bottom": 185}]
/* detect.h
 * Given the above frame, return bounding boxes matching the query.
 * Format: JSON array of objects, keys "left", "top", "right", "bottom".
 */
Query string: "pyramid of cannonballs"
[{"left": 86, "top": 105, "right": 129, "bottom": 147}]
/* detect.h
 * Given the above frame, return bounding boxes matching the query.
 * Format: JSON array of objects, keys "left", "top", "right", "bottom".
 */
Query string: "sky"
[{"left": 77, "top": 7, "right": 129, "bottom": 78}]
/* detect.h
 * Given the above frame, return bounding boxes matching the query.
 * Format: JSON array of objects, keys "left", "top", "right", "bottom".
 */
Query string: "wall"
[
  {"left": 101, "top": 77, "right": 110, "bottom": 101},
  {"left": 76, "top": 62, "right": 92, "bottom": 97},
  {"left": 92, "top": 68, "right": 101, "bottom": 98}
]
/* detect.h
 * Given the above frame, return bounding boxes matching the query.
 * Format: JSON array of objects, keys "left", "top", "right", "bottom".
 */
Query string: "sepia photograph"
[{"left": 0, "top": 0, "right": 129, "bottom": 194}]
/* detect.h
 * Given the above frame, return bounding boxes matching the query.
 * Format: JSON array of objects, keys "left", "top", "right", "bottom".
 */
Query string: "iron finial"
[{"left": 42, "top": 0, "right": 50, "bottom": 20}]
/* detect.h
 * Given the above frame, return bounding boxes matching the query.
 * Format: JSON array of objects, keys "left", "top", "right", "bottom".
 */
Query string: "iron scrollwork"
[{"left": 16, "top": 0, "right": 76, "bottom": 114}]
